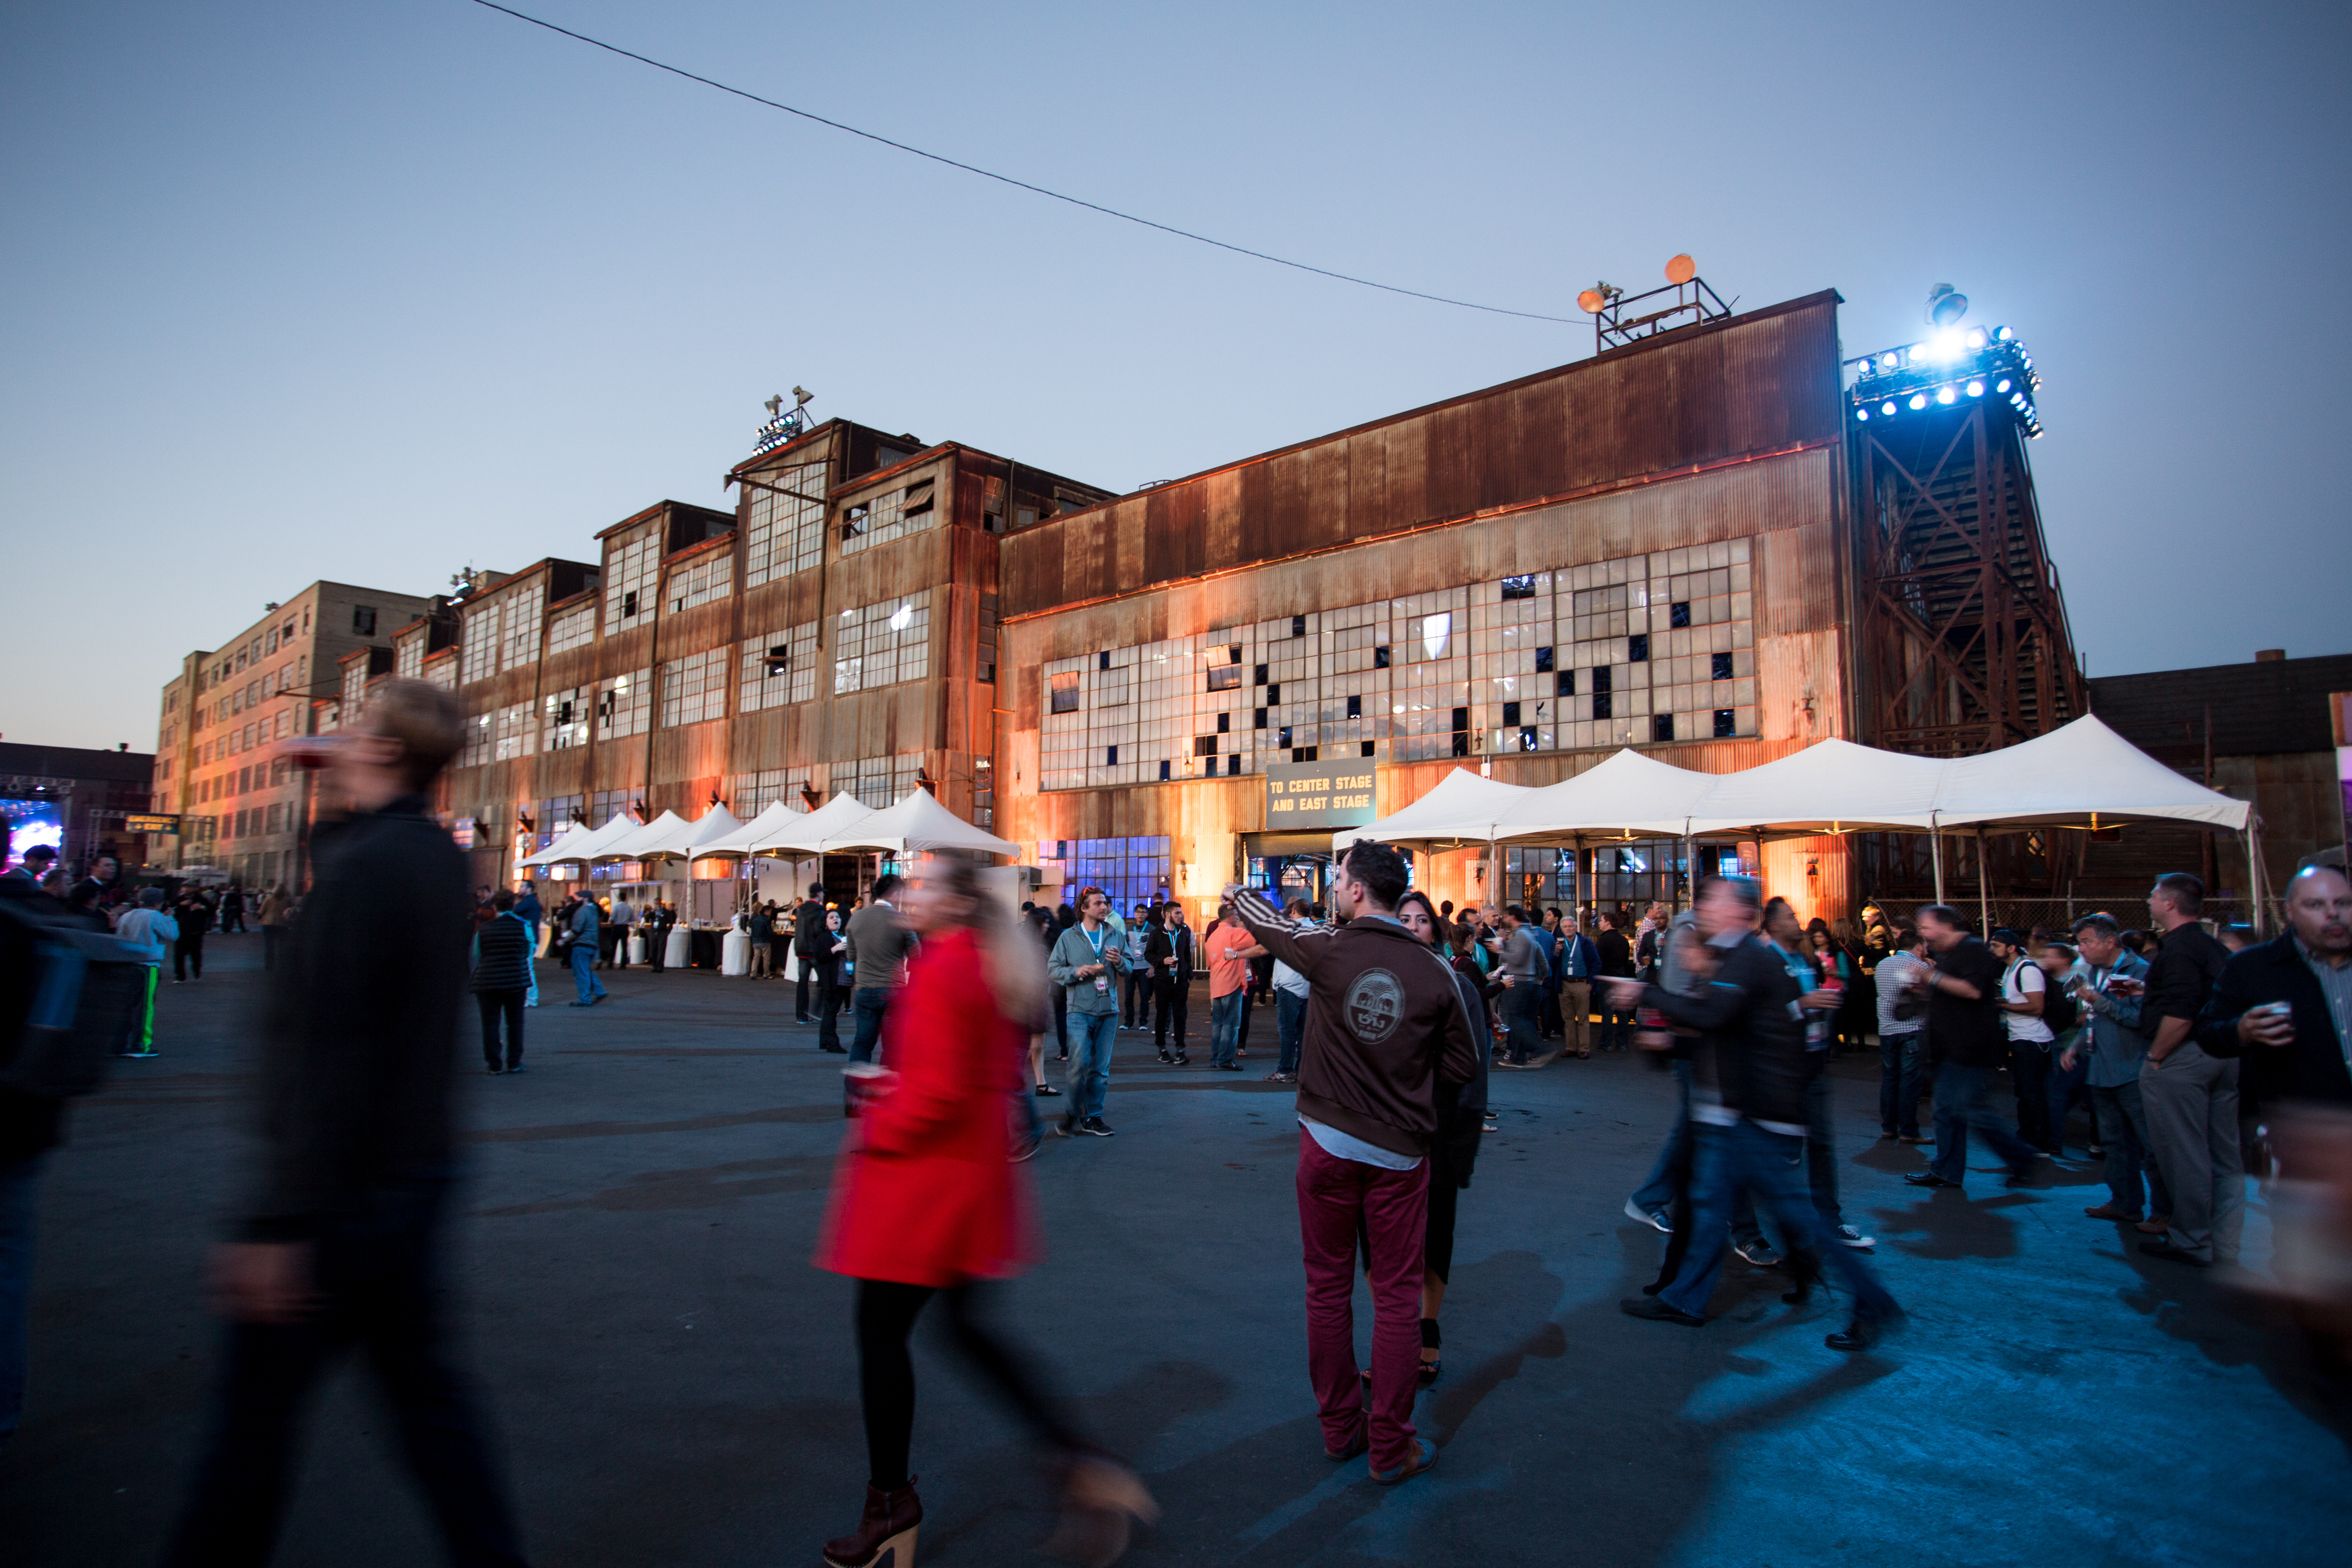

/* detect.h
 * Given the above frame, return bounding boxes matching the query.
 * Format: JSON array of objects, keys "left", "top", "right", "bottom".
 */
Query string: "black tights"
[{"left": 855, "top": 1279, "right": 1080, "bottom": 1490}]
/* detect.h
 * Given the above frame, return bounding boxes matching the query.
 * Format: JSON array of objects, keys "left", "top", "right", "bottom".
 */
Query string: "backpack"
[
  {"left": 0, "top": 891, "right": 149, "bottom": 1099},
  {"left": 2041, "top": 978, "right": 2079, "bottom": 1039}
]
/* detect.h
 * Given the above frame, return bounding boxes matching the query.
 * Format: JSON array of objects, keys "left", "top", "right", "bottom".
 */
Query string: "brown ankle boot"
[{"left": 822, "top": 1479, "right": 921, "bottom": 1567}]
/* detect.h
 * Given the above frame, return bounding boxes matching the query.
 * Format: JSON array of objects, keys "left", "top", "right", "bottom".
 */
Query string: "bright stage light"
[
  {"left": 1995, "top": 326, "right": 2013, "bottom": 340},
  {"left": 1931, "top": 328, "right": 1966, "bottom": 360},
  {"left": 1855, "top": 407, "right": 1869, "bottom": 421},
  {"left": 1966, "top": 380, "right": 1985, "bottom": 397},
  {"left": 1965, "top": 327, "right": 1987, "bottom": 349},
  {"left": 1996, "top": 377, "right": 2012, "bottom": 393},
  {"left": 1936, "top": 386, "right": 1956, "bottom": 404},
  {"left": 1882, "top": 400, "right": 1897, "bottom": 416},
  {"left": 1879, "top": 352, "right": 1899, "bottom": 370},
  {"left": 1908, "top": 393, "right": 1927, "bottom": 410}
]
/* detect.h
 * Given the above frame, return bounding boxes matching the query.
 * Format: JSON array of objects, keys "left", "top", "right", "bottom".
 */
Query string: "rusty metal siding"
[{"left": 1001, "top": 292, "right": 1842, "bottom": 618}]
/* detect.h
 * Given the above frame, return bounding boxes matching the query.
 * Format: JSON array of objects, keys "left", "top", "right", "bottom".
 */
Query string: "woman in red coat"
[{"left": 815, "top": 858, "right": 1156, "bottom": 1568}]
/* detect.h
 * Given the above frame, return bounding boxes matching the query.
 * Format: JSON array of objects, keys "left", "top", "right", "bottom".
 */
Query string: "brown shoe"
[
  {"left": 2084, "top": 1203, "right": 2141, "bottom": 1222},
  {"left": 1043, "top": 1453, "right": 1160, "bottom": 1567},
  {"left": 823, "top": 1479, "right": 921, "bottom": 1567},
  {"left": 2134, "top": 1215, "right": 2171, "bottom": 1236}
]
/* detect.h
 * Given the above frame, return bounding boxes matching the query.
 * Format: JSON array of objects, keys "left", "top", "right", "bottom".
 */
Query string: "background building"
[
  {"left": 997, "top": 286, "right": 2079, "bottom": 924},
  {"left": 2078, "top": 649, "right": 2352, "bottom": 905},
  {"left": 431, "top": 414, "right": 1110, "bottom": 908},
  {"left": 0, "top": 741, "right": 155, "bottom": 877},
  {"left": 151, "top": 581, "right": 434, "bottom": 888}
]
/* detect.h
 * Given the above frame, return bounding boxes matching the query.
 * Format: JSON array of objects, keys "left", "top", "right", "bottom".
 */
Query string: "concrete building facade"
[{"left": 151, "top": 581, "right": 433, "bottom": 888}]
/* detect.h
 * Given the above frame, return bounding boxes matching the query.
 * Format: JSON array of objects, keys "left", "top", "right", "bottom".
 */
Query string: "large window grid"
[
  {"left": 726, "top": 769, "right": 803, "bottom": 819},
  {"left": 459, "top": 708, "right": 494, "bottom": 769},
  {"left": 500, "top": 590, "right": 543, "bottom": 673},
  {"left": 832, "top": 591, "right": 931, "bottom": 695},
  {"left": 838, "top": 754, "right": 923, "bottom": 808},
  {"left": 839, "top": 473, "right": 936, "bottom": 557},
  {"left": 667, "top": 553, "right": 733, "bottom": 614},
  {"left": 547, "top": 604, "right": 596, "bottom": 656},
  {"left": 740, "top": 622, "right": 820, "bottom": 713},
  {"left": 604, "top": 530, "right": 659, "bottom": 633},
  {"left": 534, "top": 794, "right": 585, "bottom": 850},
  {"left": 1036, "top": 836, "right": 1173, "bottom": 914},
  {"left": 493, "top": 702, "right": 535, "bottom": 761},
  {"left": 1037, "top": 545, "right": 1756, "bottom": 791},
  {"left": 424, "top": 655, "right": 457, "bottom": 691},
  {"left": 596, "top": 668, "right": 650, "bottom": 740},
  {"left": 744, "top": 462, "right": 827, "bottom": 586},
  {"left": 395, "top": 636, "right": 423, "bottom": 680},
  {"left": 460, "top": 601, "right": 501, "bottom": 685},
  {"left": 660, "top": 648, "right": 729, "bottom": 727},
  {"left": 542, "top": 686, "right": 591, "bottom": 750}
]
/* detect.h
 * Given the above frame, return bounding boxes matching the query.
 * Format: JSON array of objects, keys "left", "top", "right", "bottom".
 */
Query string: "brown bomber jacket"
[{"left": 1230, "top": 888, "right": 1479, "bottom": 1158}]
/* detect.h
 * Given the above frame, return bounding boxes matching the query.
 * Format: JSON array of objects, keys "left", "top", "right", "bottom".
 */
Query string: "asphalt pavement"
[{"left": 4, "top": 937, "right": 2347, "bottom": 1566}]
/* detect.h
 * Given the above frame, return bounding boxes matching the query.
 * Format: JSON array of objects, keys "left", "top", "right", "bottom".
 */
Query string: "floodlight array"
[{"left": 1844, "top": 326, "right": 2040, "bottom": 438}]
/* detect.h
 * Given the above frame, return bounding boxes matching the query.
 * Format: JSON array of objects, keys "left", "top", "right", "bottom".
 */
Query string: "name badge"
[{"left": 1095, "top": 976, "right": 1110, "bottom": 993}]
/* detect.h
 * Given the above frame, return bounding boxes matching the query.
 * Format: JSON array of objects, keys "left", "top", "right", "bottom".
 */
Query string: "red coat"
[{"left": 814, "top": 927, "right": 1037, "bottom": 1286}]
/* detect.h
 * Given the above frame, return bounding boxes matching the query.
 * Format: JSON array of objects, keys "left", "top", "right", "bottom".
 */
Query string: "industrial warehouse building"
[{"left": 146, "top": 282, "right": 2183, "bottom": 924}]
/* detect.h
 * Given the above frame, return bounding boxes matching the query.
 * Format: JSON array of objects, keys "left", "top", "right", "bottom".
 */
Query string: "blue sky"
[{"left": 5, "top": 1, "right": 2347, "bottom": 750}]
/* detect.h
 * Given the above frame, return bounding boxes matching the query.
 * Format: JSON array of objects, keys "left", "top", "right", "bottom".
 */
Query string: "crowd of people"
[{"left": 2, "top": 685, "right": 2348, "bottom": 1566}]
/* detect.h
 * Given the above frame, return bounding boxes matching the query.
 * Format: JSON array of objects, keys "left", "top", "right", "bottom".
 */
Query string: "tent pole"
[
  {"left": 2246, "top": 827, "right": 2264, "bottom": 937},
  {"left": 1930, "top": 817, "right": 1945, "bottom": 907},
  {"left": 1976, "top": 827, "right": 1990, "bottom": 935}
]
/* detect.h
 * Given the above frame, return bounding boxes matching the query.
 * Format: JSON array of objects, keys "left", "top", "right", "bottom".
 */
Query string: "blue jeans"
[
  {"left": 849, "top": 987, "right": 891, "bottom": 1065},
  {"left": 1276, "top": 990, "right": 1307, "bottom": 1076},
  {"left": 1629, "top": 1061, "right": 1764, "bottom": 1246},
  {"left": 2046, "top": 1048, "right": 2091, "bottom": 1154},
  {"left": 1500, "top": 986, "right": 1544, "bottom": 1061},
  {"left": 1210, "top": 991, "right": 1244, "bottom": 1066},
  {"left": 2090, "top": 1079, "right": 2170, "bottom": 1219},
  {"left": 1929, "top": 1061, "right": 2041, "bottom": 1184},
  {"left": 1661, "top": 1121, "right": 1897, "bottom": 1321},
  {"left": 569, "top": 942, "right": 606, "bottom": 1004},
  {"left": 0, "top": 1154, "right": 43, "bottom": 1446},
  {"left": 1878, "top": 1030, "right": 1926, "bottom": 1136},
  {"left": 1066, "top": 1009, "right": 1118, "bottom": 1119},
  {"left": 522, "top": 922, "right": 539, "bottom": 1006}
]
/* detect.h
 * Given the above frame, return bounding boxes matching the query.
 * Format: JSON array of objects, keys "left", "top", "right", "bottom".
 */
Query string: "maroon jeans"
[{"left": 1294, "top": 1127, "right": 1428, "bottom": 1473}]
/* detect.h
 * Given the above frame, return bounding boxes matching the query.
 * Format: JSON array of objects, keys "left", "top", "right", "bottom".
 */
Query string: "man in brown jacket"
[{"left": 1229, "top": 842, "right": 1477, "bottom": 1486}]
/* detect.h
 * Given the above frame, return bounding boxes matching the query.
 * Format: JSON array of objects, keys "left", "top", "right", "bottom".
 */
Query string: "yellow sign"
[{"left": 1262, "top": 761, "right": 1376, "bottom": 830}]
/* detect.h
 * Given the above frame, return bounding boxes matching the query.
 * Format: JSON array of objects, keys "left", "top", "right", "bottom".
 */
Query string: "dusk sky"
[{"left": 5, "top": 1, "right": 2347, "bottom": 751}]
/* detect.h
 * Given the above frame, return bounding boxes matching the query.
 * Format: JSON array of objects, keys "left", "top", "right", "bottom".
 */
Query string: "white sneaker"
[
  {"left": 1835, "top": 1223, "right": 1875, "bottom": 1249},
  {"left": 1623, "top": 1197, "right": 1672, "bottom": 1234}
]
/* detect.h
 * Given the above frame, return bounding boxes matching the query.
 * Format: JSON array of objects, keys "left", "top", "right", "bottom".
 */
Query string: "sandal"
[{"left": 1419, "top": 1317, "right": 1441, "bottom": 1386}]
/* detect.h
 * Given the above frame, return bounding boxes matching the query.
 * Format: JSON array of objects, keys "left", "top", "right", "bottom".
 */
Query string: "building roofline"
[
  {"left": 1041, "top": 289, "right": 1846, "bottom": 530},
  {"left": 594, "top": 500, "right": 734, "bottom": 543}
]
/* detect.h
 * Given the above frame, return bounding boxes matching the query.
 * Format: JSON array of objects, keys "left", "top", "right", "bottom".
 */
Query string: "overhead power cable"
[{"left": 469, "top": 0, "right": 1578, "bottom": 325}]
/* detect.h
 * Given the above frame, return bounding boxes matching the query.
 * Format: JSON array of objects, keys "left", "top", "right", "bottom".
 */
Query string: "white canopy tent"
[
  {"left": 592, "top": 810, "right": 687, "bottom": 864},
  {"left": 689, "top": 800, "right": 810, "bottom": 861},
  {"left": 518, "top": 813, "right": 638, "bottom": 868},
  {"left": 1679, "top": 739, "right": 1951, "bottom": 839},
  {"left": 748, "top": 793, "right": 876, "bottom": 857},
  {"left": 1332, "top": 767, "right": 1534, "bottom": 851},
  {"left": 1491, "top": 749, "right": 1726, "bottom": 841},
  {"left": 1932, "top": 715, "right": 2252, "bottom": 832},
  {"left": 627, "top": 804, "right": 743, "bottom": 863},
  {"left": 818, "top": 789, "right": 1022, "bottom": 858}
]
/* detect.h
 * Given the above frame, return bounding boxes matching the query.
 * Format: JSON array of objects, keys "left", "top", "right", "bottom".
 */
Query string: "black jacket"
[
  {"left": 1597, "top": 928, "right": 1635, "bottom": 978},
  {"left": 0, "top": 876, "right": 98, "bottom": 1159},
  {"left": 793, "top": 899, "right": 828, "bottom": 958},
  {"left": 469, "top": 912, "right": 534, "bottom": 994},
  {"left": 2195, "top": 934, "right": 2352, "bottom": 1109},
  {"left": 1145, "top": 922, "right": 1196, "bottom": 988},
  {"left": 1638, "top": 932, "right": 1813, "bottom": 1128},
  {"left": 243, "top": 794, "right": 469, "bottom": 1242}
]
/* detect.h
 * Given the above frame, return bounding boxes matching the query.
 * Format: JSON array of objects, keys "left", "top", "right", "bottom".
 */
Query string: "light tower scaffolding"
[{"left": 1847, "top": 326, "right": 2081, "bottom": 757}]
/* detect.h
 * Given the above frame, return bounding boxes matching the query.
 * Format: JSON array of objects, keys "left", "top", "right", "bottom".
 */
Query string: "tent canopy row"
[
  {"left": 1335, "top": 715, "right": 2253, "bottom": 851},
  {"left": 514, "top": 789, "right": 1020, "bottom": 868}
]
